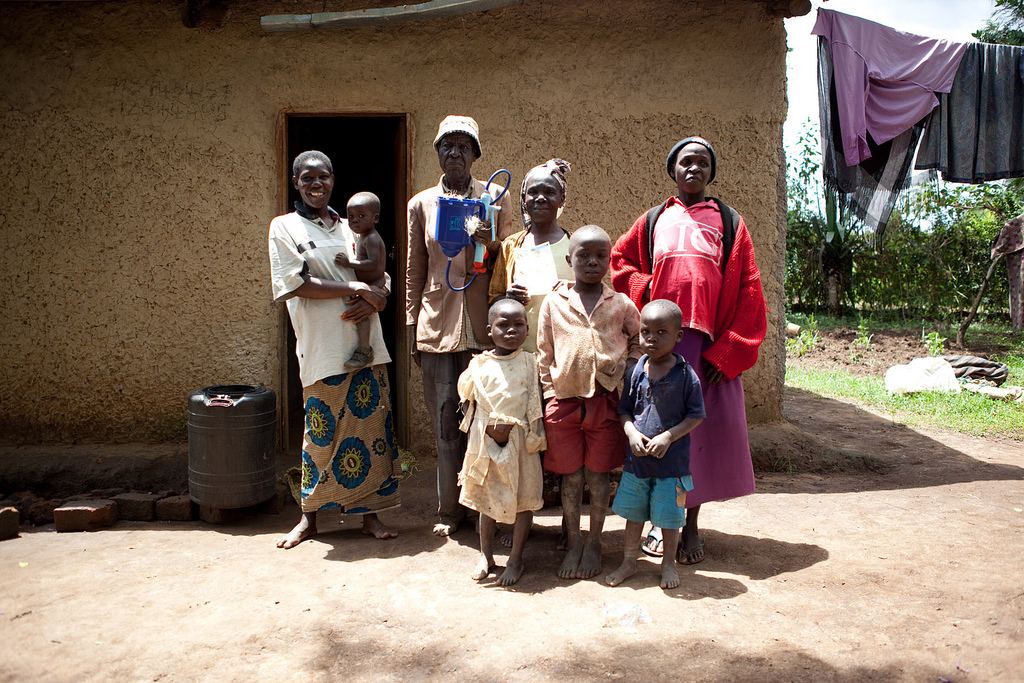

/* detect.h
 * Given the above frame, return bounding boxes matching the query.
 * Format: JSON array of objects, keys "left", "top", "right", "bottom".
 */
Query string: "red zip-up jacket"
[{"left": 610, "top": 203, "right": 768, "bottom": 380}]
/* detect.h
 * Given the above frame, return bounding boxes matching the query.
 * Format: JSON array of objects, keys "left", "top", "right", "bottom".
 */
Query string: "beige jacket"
[{"left": 406, "top": 177, "right": 514, "bottom": 352}]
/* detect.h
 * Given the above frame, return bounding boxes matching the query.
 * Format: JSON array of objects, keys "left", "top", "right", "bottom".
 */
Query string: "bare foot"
[
  {"left": 500, "top": 530, "right": 514, "bottom": 548},
  {"left": 605, "top": 558, "right": 637, "bottom": 586},
  {"left": 276, "top": 513, "right": 317, "bottom": 549},
  {"left": 361, "top": 514, "right": 398, "bottom": 539},
  {"left": 558, "top": 541, "right": 584, "bottom": 579},
  {"left": 576, "top": 539, "right": 603, "bottom": 579},
  {"left": 661, "top": 563, "right": 680, "bottom": 589},
  {"left": 498, "top": 558, "right": 524, "bottom": 586},
  {"left": 472, "top": 556, "right": 495, "bottom": 581},
  {"left": 556, "top": 529, "right": 568, "bottom": 551},
  {"left": 433, "top": 522, "right": 458, "bottom": 537}
]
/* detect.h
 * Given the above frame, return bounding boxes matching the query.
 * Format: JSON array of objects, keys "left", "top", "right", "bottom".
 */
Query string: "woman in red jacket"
[{"left": 610, "top": 137, "right": 767, "bottom": 565}]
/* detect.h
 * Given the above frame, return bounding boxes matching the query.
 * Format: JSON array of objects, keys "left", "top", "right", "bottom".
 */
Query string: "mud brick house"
[{"left": 0, "top": 0, "right": 806, "bottom": 459}]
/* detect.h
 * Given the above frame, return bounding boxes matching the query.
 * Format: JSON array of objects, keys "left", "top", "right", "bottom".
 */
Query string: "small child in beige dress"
[{"left": 458, "top": 299, "right": 546, "bottom": 586}]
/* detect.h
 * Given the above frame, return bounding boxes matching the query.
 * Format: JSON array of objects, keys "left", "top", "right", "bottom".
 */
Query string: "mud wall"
[{"left": 0, "top": 0, "right": 788, "bottom": 453}]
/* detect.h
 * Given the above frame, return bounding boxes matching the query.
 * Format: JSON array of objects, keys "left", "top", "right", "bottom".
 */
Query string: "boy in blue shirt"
[{"left": 606, "top": 299, "right": 705, "bottom": 589}]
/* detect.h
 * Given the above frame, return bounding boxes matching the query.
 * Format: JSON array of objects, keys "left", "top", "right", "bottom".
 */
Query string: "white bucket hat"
[{"left": 433, "top": 115, "right": 482, "bottom": 158}]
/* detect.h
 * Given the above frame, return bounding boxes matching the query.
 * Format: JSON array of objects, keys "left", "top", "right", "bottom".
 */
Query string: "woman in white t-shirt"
[{"left": 269, "top": 150, "right": 401, "bottom": 549}]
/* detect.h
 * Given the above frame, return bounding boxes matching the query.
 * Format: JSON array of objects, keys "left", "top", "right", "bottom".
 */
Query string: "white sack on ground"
[{"left": 884, "top": 357, "right": 961, "bottom": 394}]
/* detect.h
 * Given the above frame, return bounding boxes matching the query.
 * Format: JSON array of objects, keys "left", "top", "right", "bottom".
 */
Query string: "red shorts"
[{"left": 543, "top": 390, "right": 626, "bottom": 475}]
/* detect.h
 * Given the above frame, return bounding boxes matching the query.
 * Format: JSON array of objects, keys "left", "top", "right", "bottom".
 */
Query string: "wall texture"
[{"left": 0, "top": 0, "right": 788, "bottom": 452}]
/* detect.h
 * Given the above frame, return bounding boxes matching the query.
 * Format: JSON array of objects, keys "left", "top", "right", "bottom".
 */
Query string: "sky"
[{"left": 782, "top": 0, "right": 998, "bottom": 152}]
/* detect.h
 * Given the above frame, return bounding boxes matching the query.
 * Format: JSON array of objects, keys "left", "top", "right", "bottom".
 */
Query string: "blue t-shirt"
[{"left": 617, "top": 353, "right": 706, "bottom": 479}]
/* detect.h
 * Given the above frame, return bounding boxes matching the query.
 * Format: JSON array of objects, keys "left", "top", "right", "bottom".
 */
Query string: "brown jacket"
[{"left": 406, "top": 177, "right": 515, "bottom": 352}]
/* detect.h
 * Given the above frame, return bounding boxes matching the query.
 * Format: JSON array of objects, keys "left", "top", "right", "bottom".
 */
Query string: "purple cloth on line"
[
  {"left": 676, "top": 329, "right": 755, "bottom": 508},
  {"left": 812, "top": 8, "right": 967, "bottom": 166}
]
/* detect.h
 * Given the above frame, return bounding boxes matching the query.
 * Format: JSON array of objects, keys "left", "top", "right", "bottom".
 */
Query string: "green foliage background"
[{"left": 785, "top": 121, "right": 1023, "bottom": 321}]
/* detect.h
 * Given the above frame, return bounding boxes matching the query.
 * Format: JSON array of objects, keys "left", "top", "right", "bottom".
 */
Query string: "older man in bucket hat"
[{"left": 406, "top": 115, "right": 515, "bottom": 536}]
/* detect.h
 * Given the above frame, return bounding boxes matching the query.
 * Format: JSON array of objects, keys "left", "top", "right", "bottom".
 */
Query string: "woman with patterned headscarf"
[{"left": 490, "top": 159, "right": 574, "bottom": 353}]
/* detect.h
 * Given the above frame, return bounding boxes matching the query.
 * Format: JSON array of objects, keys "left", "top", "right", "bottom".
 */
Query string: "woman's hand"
[
  {"left": 350, "top": 282, "right": 387, "bottom": 311},
  {"left": 341, "top": 298, "right": 376, "bottom": 323},
  {"left": 505, "top": 283, "right": 530, "bottom": 304},
  {"left": 702, "top": 358, "right": 725, "bottom": 385}
]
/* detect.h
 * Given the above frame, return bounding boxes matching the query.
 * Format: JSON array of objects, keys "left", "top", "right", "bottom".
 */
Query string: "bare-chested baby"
[
  {"left": 335, "top": 191, "right": 387, "bottom": 369},
  {"left": 457, "top": 299, "right": 546, "bottom": 586}
]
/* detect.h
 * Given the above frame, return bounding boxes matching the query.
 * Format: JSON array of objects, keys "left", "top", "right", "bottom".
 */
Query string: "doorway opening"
[{"left": 281, "top": 114, "right": 408, "bottom": 456}]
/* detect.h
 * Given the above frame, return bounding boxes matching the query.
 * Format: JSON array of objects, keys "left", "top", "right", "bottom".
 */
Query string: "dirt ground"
[
  {"left": 2, "top": 343, "right": 1023, "bottom": 681},
  {"left": 785, "top": 324, "right": 1018, "bottom": 378}
]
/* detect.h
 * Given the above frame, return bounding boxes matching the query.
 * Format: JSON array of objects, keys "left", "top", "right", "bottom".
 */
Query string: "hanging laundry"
[
  {"left": 817, "top": 36, "right": 921, "bottom": 241},
  {"left": 915, "top": 43, "right": 1024, "bottom": 184},
  {"left": 992, "top": 214, "right": 1024, "bottom": 333},
  {"left": 812, "top": 9, "right": 968, "bottom": 167}
]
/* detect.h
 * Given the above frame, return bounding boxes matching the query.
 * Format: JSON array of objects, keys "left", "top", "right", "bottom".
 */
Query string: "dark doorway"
[{"left": 282, "top": 114, "right": 408, "bottom": 455}]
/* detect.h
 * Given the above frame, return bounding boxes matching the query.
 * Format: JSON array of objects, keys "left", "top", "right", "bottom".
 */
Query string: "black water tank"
[{"left": 188, "top": 385, "right": 276, "bottom": 509}]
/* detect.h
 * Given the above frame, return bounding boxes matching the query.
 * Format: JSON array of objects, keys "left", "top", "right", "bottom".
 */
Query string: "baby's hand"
[
  {"left": 646, "top": 433, "right": 673, "bottom": 459},
  {"left": 335, "top": 252, "right": 351, "bottom": 267}
]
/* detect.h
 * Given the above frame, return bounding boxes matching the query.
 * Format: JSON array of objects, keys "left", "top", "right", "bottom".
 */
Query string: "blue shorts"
[{"left": 612, "top": 471, "right": 694, "bottom": 529}]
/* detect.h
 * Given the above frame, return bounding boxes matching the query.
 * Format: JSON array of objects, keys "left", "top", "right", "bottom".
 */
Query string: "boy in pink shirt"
[{"left": 537, "top": 225, "right": 641, "bottom": 580}]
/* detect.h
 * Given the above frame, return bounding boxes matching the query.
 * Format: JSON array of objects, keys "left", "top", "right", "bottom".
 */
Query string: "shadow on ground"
[
  {"left": 298, "top": 623, "right": 955, "bottom": 682},
  {"left": 748, "top": 387, "right": 1024, "bottom": 495}
]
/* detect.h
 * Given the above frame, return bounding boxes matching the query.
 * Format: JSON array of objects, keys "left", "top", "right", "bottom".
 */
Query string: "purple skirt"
[{"left": 677, "top": 330, "right": 755, "bottom": 507}]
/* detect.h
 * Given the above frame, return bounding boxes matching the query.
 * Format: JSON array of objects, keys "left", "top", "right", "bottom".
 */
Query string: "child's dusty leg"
[
  {"left": 498, "top": 511, "right": 532, "bottom": 586},
  {"left": 276, "top": 511, "right": 317, "bottom": 549},
  {"left": 605, "top": 519, "right": 643, "bottom": 586},
  {"left": 680, "top": 504, "right": 704, "bottom": 563},
  {"left": 345, "top": 319, "right": 374, "bottom": 368},
  {"left": 557, "top": 469, "right": 585, "bottom": 579},
  {"left": 577, "top": 469, "right": 610, "bottom": 579},
  {"left": 660, "top": 527, "right": 681, "bottom": 589},
  {"left": 473, "top": 514, "right": 497, "bottom": 580}
]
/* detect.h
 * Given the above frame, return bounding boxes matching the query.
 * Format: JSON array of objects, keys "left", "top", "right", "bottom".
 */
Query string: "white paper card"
[{"left": 511, "top": 242, "right": 559, "bottom": 293}]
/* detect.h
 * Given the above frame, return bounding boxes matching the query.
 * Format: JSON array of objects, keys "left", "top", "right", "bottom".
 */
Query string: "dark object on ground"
[
  {"left": 0, "top": 506, "right": 19, "bottom": 540},
  {"left": 942, "top": 355, "right": 1009, "bottom": 386}
]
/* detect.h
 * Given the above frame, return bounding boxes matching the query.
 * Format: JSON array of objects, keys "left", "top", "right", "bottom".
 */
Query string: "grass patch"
[{"left": 786, "top": 366, "right": 1024, "bottom": 440}]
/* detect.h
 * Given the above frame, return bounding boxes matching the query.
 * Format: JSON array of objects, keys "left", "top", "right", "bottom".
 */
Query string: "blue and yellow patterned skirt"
[{"left": 300, "top": 365, "right": 401, "bottom": 515}]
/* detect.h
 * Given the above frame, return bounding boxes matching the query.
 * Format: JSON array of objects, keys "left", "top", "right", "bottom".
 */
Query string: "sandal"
[
  {"left": 677, "top": 535, "right": 706, "bottom": 565},
  {"left": 344, "top": 346, "right": 374, "bottom": 369},
  {"left": 640, "top": 526, "right": 664, "bottom": 558}
]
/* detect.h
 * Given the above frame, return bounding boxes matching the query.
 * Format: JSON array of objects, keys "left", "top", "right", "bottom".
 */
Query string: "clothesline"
[{"left": 813, "top": 8, "right": 1024, "bottom": 240}]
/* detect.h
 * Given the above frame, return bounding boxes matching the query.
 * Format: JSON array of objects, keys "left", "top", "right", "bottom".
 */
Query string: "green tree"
[
  {"left": 786, "top": 120, "right": 860, "bottom": 315},
  {"left": 974, "top": 0, "right": 1024, "bottom": 45}
]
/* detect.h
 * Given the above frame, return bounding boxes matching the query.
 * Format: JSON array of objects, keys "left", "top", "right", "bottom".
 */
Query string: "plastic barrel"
[{"left": 188, "top": 385, "right": 276, "bottom": 509}]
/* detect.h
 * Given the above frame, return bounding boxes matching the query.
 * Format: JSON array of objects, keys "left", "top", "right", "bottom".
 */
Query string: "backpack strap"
[{"left": 644, "top": 196, "right": 739, "bottom": 272}]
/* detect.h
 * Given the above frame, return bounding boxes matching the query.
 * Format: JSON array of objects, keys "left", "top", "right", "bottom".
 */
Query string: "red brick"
[
  {"left": 27, "top": 500, "right": 59, "bottom": 526},
  {"left": 53, "top": 499, "right": 117, "bottom": 532},
  {"left": 91, "top": 487, "right": 127, "bottom": 498},
  {"left": 112, "top": 492, "right": 159, "bottom": 521},
  {"left": 199, "top": 504, "right": 253, "bottom": 525},
  {"left": 155, "top": 495, "right": 195, "bottom": 521},
  {"left": 256, "top": 484, "right": 290, "bottom": 515},
  {"left": 0, "top": 506, "right": 19, "bottom": 540},
  {"left": 9, "top": 492, "right": 40, "bottom": 523}
]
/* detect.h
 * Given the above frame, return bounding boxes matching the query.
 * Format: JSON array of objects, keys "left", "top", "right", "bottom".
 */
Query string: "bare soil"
[
  {"left": 786, "top": 326, "right": 1016, "bottom": 377},
  {"left": 1, "top": 341, "right": 1022, "bottom": 681}
]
